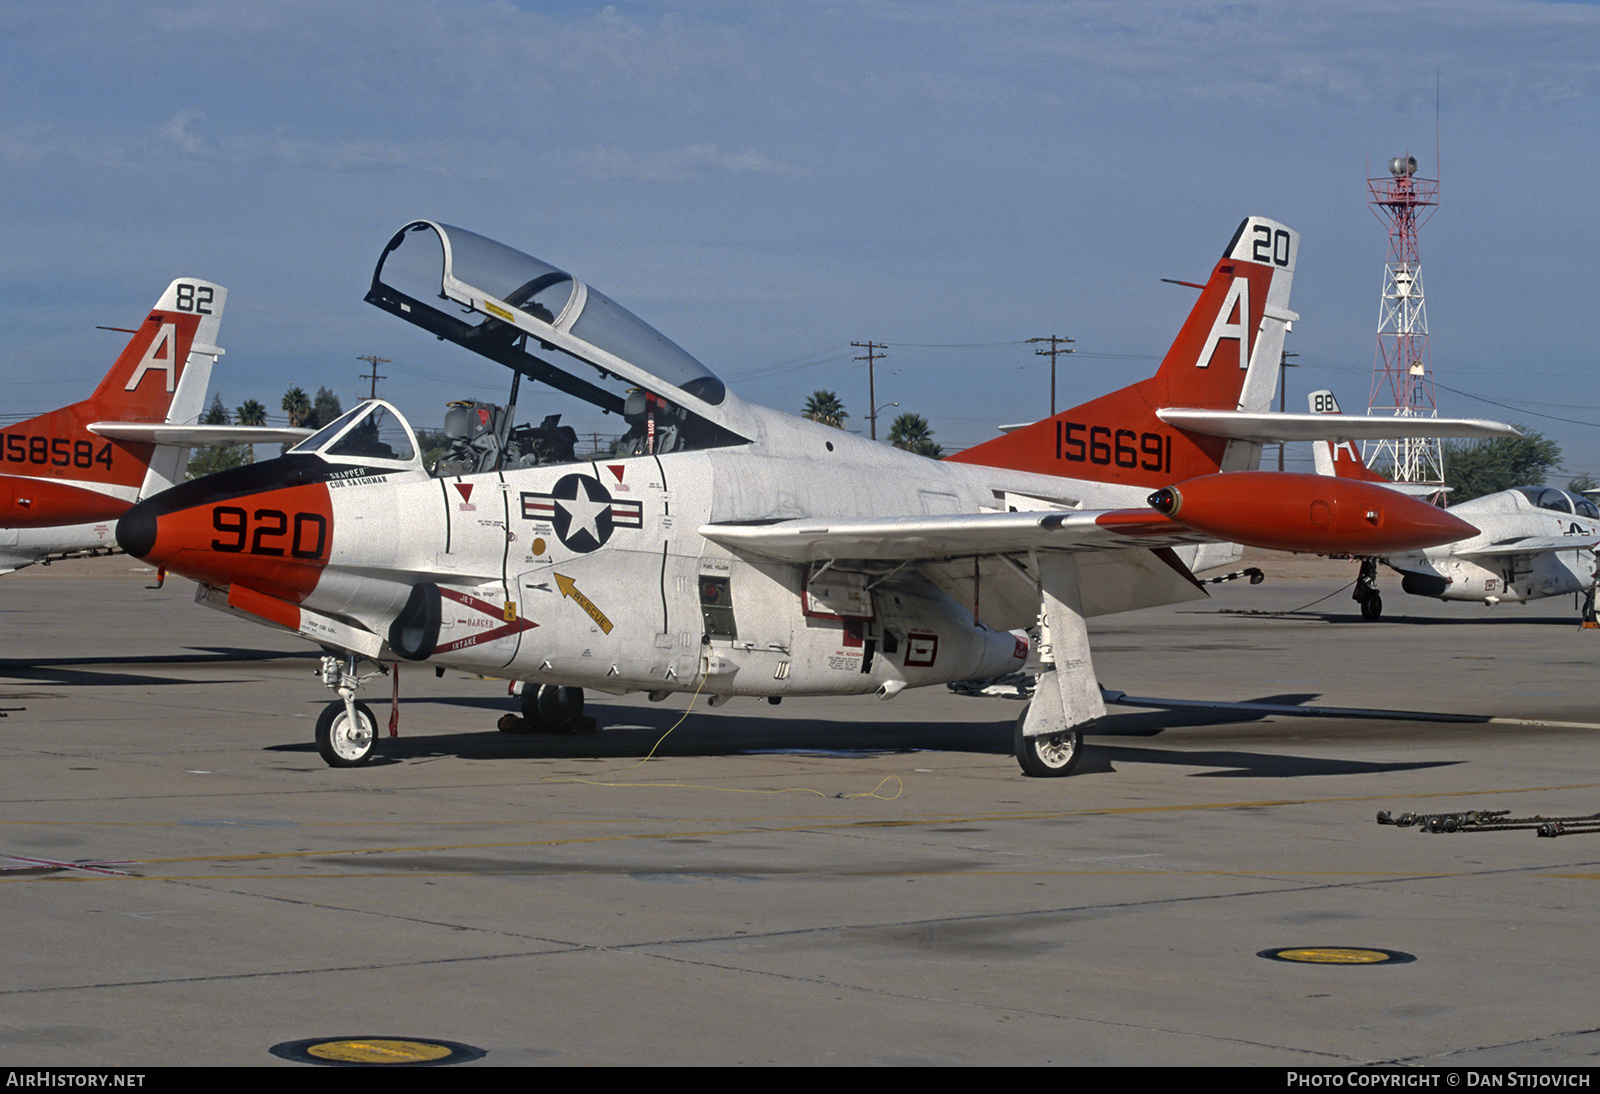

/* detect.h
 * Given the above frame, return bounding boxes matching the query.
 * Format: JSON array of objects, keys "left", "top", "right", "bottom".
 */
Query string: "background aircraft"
[
  {"left": 1306, "top": 391, "right": 1598, "bottom": 620},
  {"left": 118, "top": 217, "right": 1481, "bottom": 776},
  {"left": 1, "top": 279, "right": 309, "bottom": 575}
]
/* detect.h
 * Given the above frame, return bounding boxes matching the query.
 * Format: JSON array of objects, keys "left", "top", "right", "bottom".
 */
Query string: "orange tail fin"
[
  {"left": 948, "top": 217, "right": 1298, "bottom": 487},
  {"left": 2, "top": 279, "right": 225, "bottom": 494}
]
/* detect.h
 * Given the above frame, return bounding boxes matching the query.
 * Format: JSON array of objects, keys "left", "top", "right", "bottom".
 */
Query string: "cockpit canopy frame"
[
  {"left": 289, "top": 399, "right": 423, "bottom": 470},
  {"left": 365, "top": 221, "right": 738, "bottom": 431},
  {"left": 1512, "top": 485, "right": 1600, "bottom": 520}
]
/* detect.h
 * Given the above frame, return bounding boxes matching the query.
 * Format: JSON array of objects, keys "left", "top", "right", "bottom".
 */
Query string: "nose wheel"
[{"left": 316, "top": 699, "right": 377, "bottom": 767}]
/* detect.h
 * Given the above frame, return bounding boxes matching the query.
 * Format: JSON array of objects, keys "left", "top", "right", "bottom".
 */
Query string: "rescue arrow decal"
[{"left": 554, "top": 572, "right": 614, "bottom": 634}]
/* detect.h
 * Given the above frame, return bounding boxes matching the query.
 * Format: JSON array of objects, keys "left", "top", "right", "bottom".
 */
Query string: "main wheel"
[
  {"left": 536, "top": 685, "right": 585, "bottom": 731},
  {"left": 316, "top": 700, "right": 378, "bottom": 768},
  {"left": 1360, "top": 592, "right": 1383, "bottom": 621},
  {"left": 1014, "top": 705, "right": 1082, "bottom": 778}
]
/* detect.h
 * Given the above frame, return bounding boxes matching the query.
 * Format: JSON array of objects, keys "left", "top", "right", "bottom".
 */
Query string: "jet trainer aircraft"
[
  {"left": 118, "top": 217, "right": 1481, "bottom": 775},
  {"left": 2, "top": 279, "right": 308, "bottom": 575},
  {"left": 1306, "top": 392, "right": 1598, "bottom": 619}
]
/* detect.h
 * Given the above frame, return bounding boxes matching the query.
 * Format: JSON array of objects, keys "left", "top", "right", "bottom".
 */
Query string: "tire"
[
  {"left": 316, "top": 700, "right": 378, "bottom": 768},
  {"left": 536, "top": 685, "right": 585, "bottom": 730},
  {"left": 1360, "top": 593, "right": 1383, "bottom": 621},
  {"left": 1014, "top": 705, "right": 1082, "bottom": 777}
]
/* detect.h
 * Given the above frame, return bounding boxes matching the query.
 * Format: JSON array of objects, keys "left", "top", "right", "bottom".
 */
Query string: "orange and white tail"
[
  {"left": 948, "top": 216, "right": 1299, "bottom": 487},
  {"left": 1307, "top": 390, "right": 1390, "bottom": 482},
  {"left": 3, "top": 279, "right": 225, "bottom": 496}
]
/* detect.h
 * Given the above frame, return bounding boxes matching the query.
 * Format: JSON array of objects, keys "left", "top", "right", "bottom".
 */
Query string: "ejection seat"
[
  {"left": 434, "top": 401, "right": 503, "bottom": 477},
  {"left": 618, "top": 391, "right": 685, "bottom": 456}
]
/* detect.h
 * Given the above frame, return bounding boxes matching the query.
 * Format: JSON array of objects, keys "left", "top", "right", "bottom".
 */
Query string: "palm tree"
[
  {"left": 235, "top": 398, "right": 267, "bottom": 427},
  {"left": 887, "top": 412, "right": 943, "bottom": 458},
  {"left": 802, "top": 390, "right": 848, "bottom": 429},
  {"left": 235, "top": 399, "right": 267, "bottom": 464},
  {"left": 281, "top": 386, "right": 311, "bottom": 428}
]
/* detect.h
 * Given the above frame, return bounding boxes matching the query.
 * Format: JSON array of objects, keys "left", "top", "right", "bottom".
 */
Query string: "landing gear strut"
[{"left": 1354, "top": 558, "right": 1383, "bottom": 621}]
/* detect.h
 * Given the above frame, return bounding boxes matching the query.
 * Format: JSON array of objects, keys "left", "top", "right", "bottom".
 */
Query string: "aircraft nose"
[
  {"left": 115, "top": 500, "right": 158, "bottom": 558},
  {"left": 115, "top": 458, "right": 335, "bottom": 601}
]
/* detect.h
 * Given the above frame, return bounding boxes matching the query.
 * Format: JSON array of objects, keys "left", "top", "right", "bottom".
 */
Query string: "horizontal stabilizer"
[
  {"left": 1157, "top": 408, "right": 1519, "bottom": 443},
  {"left": 88, "top": 423, "right": 314, "bottom": 446}
]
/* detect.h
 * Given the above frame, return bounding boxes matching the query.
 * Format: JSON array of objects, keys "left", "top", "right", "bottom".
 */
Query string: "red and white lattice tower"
[{"left": 1363, "top": 154, "right": 1442, "bottom": 485}]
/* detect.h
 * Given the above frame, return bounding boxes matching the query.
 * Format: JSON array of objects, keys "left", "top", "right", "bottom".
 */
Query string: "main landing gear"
[
  {"left": 1353, "top": 557, "right": 1383, "bottom": 621},
  {"left": 1014, "top": 704, "right": 1082, "bottom": 777},
  {"left": 498, "top": 683, "right": 597, "bottom": 734}
]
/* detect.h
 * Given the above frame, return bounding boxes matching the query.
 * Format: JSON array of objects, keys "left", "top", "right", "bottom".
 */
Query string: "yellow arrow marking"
[{"left": 554, "top": 572, "right": 614, "bottom": 633}]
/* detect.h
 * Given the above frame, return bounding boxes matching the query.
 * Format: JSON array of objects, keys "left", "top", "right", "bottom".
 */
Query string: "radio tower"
[{"left": 1363, "top": 154, "right": 1442, "bottom": 486}]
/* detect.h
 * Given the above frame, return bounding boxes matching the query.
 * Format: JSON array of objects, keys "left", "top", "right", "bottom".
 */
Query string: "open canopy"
[{"left": 366, "top": 221, "right": 732, "bottom": 419}]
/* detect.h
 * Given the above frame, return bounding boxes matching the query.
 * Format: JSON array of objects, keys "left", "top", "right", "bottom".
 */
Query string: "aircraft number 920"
[
  {"left": 1055, "top": 421, "right": 1171, "bottom": 473},
  {"left": 211, "top": 506, "right": 327, "bottom": 558},
  {"left": 3, "top": 434, "right": 115, "bottom": 470}
]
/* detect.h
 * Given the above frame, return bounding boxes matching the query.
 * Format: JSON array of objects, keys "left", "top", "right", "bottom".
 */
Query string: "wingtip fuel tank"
[{"left": 1148, "top": 471, "right": 1477, "bottom": 555}]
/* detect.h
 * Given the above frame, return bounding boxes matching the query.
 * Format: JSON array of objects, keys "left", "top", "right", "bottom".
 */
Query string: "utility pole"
[
  {"left": 1026, "top": 335, "right": 1074, "bottom": 416},
  {"left": 852, "top": 341, "right": 887, "bottom": 440},
  {"left": 356, "top": 354, "right": 390, "bottom": 399}
]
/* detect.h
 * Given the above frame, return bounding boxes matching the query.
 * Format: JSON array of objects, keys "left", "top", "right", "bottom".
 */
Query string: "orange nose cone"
[
  {"left": 1153, "top": 472, "right": 1475, "bottom": 554},
  {"left": 118, "top": 466, "right": 333, "bottom": 603}
]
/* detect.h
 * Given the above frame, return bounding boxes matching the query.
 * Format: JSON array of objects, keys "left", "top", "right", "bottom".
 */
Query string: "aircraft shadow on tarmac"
[
  {"left": 264, "top": 691, "right": 1459, "bottom": 780},
  {"left": 0, "top": 646, "right": 316, "bottom": 688},
  {"left": 1213, "top": 605, "right": 1581, "bottom": 627}
]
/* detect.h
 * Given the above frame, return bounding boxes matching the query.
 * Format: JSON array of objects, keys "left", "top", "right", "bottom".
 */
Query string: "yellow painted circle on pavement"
[
  {"left": 307, "top": 1039, "right": 456, "bottom": 1064},
  {"left": 1260, "top": 946, "right": 1413, "bottom": 966}
]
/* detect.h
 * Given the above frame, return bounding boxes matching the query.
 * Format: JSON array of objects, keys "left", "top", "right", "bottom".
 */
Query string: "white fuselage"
[
  {"left": 1386, "top": 488, "right": 1600, "bottom": 604},
  {"left": 285, "top": 404, "right": 1206, "bottom": 698}
]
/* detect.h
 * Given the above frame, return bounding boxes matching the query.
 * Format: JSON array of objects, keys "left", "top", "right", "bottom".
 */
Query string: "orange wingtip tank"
[
  {"left": 1147, "top": 471, "right": 1476, "bottom": 555},
  {"left": 0, "top": 476, "right": 134, "bottom": 528}
]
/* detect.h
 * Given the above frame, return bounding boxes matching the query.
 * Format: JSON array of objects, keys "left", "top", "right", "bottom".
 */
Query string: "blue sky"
[{"left": 5, "top": 1, "right": 1598, "bottom": 475}]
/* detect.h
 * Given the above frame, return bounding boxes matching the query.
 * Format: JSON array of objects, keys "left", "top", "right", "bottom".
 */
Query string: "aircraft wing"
[
  {"left": 87, "top": 423, "right": 315, "bottom": 446},
  {"left": 1156, "top": 409, "right": 1519, "bottom": 443},
  {"left": 1454, "top": 535, "right": 1600, "bottom": 558},
  {"left": 699, "top": 508, "right": 1203, "bottom": 563},
  {"left": 702, "top": 509, "right": 1212, "bottom": 629}
]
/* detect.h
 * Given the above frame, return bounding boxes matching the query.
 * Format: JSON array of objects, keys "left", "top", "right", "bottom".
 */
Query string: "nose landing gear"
[
  {"left": 316, "top": 699, "right": 378, "bottom": 767},
  {"left": 313, "top": 653, "right": 388, "bottom": 767}
]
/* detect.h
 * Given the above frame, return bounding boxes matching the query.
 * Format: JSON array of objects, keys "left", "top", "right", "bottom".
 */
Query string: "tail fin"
[
  {"left": 4, "top": 279, "right": 225, "bottom": 495},
  {"left": 948, "top": 216, "right": 1299, "bottom": 487},
  {"left": 1307, "top": 389, "right": 1389, "bottom": 482}
]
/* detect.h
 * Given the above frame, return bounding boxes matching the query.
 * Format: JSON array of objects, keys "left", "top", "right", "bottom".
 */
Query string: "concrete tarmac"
[{"left": 3, "top": 555, "right": 1600, "bottom": 1067}]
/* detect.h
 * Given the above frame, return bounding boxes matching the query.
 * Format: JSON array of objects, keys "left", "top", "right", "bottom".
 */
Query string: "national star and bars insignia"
[{"left": 520, "top": 472, "right": 643, "bottom": 553}]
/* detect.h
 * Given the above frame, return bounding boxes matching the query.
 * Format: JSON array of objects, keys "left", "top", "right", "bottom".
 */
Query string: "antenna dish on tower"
[{"left": 1389, "top": 155, "right": 1418, "bottom": 177}]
